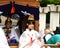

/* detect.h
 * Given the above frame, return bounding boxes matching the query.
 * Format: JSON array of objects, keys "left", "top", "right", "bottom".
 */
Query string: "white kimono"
[
  {"left": 10, "top": 27, "right": 19, "bottom": 42},
  {"left": 3, "top": 27, "right": 19, "bottom": 42},
  {"left": 0, "top": 28, "right": 10, "bottom": 48},
  {"left": 19, "top": 29, "right": 42, "bottom": 48}
]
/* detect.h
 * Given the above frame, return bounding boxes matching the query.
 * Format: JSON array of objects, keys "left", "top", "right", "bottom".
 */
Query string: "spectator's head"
[
  {"left": 44, "top": 29, "right": 50, "bottom": 34},
  {"left": 49, "top": 29, "right": 53, "bottom": 32},
  {"left": 49, "top": 29, "right": 54, "bottom": 35}
]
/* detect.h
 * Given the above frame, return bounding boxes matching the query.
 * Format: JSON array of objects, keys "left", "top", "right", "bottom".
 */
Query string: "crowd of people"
[{"left": 0, "top": 14, "right": 60, "bottom": 48}]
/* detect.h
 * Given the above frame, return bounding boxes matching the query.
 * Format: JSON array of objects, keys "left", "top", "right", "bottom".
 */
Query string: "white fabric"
[
  {"left": 0, "top": 28, "right": 10, "bottom": 48},
  {"left": 19, "top": 29, "right": 42, "bottom": 48},
  {"left": 45, "top": 34, "right": 52, "bottom": 42},
  {"left": 39, "top": 31, "right": 44, "bottom": 43},
  {"left": 10, "top": 27, "right": 19, "bottom": 42}
]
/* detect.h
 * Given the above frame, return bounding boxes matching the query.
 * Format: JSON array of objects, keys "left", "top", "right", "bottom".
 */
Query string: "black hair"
[
  {"left": 25, "top": 20, "right": 35, "bottom": 29},
  {"left": 27, "top": 20, "right": 35, "bottom": 25},
  {"left": 5, "top": 20, "right": 12, "bottom": 25},
  {"left": 54, "top": 27, "right": 60, "bottom": 34}
]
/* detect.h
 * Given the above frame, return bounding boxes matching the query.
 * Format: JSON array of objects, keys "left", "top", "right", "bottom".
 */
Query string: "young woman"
[{"left": 19, "top": 20, "right": 42, "bottom": 48}]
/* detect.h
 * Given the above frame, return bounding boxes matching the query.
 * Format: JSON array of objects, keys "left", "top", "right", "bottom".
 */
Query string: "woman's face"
[{"left": 28, "top": 23, "right": 34, "bottom": 30}]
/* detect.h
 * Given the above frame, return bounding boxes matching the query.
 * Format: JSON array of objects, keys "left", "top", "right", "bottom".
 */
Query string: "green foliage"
[{"left": 40, "top": 0, "right": 60, "bottom": 7}]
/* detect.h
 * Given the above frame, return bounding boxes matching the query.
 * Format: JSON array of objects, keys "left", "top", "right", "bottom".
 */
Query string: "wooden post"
[{"left": 35, "top": 20, "right": 39, "bottom": 31}]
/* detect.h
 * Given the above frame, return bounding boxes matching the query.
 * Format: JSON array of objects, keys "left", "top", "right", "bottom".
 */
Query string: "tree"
[{"left": 40, "top": 0, "right": 60, "bottom": 7}]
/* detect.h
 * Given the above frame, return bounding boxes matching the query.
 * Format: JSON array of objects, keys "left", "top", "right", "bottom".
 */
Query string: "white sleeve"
[
  {"left": 45, "top": 34, "right": 52, "bottom": 42},
  {"left": 10, "top": 28, "right": 19, "bottom": 42},
  {"left": 35, "top": 31, "right": 40, "bottom": 38},
  {"left": 0, "top": 28, "right": 10, "bottom": 48},
  {"left": 19, "top": 32, "right": 28, "bottom": 48}
]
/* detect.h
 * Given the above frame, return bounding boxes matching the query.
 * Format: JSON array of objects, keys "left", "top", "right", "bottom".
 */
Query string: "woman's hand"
[
  {"left": 56, "top": 42, "right": 60, "bottom": 46},
  {"left": 37, "top": 37, "right": 41, "bottom": 41}
]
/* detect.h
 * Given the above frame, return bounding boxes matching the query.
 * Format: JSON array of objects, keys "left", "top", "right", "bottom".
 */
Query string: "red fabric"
[
  {"left": 27, "top": 34, "right": 33, "bottom": 41},
  {"left": 30, "top": 37, "right": 32, "bottom": 42},
  {"left": 11, "top": 4, "right": 15, "bottom": 14}
]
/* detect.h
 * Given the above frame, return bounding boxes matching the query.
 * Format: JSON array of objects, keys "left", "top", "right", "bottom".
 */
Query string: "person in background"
[
  {"left": 3, "top": 17, "right": 19, "bottom": 43},
  {"left": 19, "top": 14, "right": 43, "bottom": 48},
  {"left": 47, "top": 27, "right": 60, "bottom": 48},
  {"left": 43, "top": 28, "right": 54, "bottom": 44},
  {"left": 0, "top": 27, "right": 10, "bottom": 48}
]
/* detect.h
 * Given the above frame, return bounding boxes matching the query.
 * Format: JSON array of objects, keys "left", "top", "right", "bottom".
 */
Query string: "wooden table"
[
  {"left": 9, "top": 43, "right": 18, "bottom": 48},
  {"left": 10, "top": 46, "right": 18, "bottom": 48},
  {"left": 42, "top": 44, "right": 60, "bottom": 48}
]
